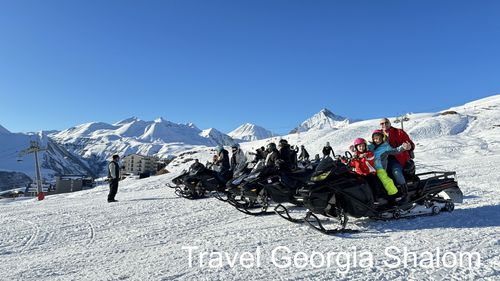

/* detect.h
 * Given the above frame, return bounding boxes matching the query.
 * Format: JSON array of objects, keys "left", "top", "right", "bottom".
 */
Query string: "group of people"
[
  {"left": 207, "top": 139, "right": 303, "bottom": 181},
  {"left": 106, "top": 117, "right": 415, "bottom": 205},
  {"left": 349, "top": 118, "right": 415, "bottom": 204},
  {"left": 200, "top": 117, "right": 415, "bottom": 204}
]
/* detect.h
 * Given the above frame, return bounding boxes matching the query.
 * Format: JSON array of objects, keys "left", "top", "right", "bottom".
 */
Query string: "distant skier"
[{"left": 107, "top": 154, "right": 121, "bottom": 203}]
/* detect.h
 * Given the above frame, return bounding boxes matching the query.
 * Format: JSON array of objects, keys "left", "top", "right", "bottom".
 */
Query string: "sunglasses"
[{"left": 380, "top": 121, "right": 389, "bottom": 125}]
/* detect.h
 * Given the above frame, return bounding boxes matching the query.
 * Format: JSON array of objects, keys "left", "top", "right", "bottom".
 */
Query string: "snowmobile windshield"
[
  {"left": 310, "top": 157, "right": 344, "bottom": 182},
  {"left": 244, "top": 160, "right": 265, "bottom": 181},
  {"left": 188, "top": 165, "right": 205, "bottom": 176},
  {"left": 314, "top": 157, "right": 336, "bottom": 174},
  {"left": 250, "top": 160, "right": 265, "bottom": 174}
]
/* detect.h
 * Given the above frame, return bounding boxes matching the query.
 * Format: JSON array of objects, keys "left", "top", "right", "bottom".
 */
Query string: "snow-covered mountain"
[
  {"left": 290, "top": 108, "right": 351, "bottom": 133},
  {"left": 49, "top": 117, "right": 236, "bottom": 175},
  {"left": 200, "top": 128, "right": 237, "bottom": 146},
  {"left": 0, "top": 171, "right": 32, "bottom": 191},
  {"left": 1, "top": 95, "right": 498, "bottom": 280},
  {"left": 0, "top": 130, "right": 96, "bottom": 189},
  {"left": 54, "top": 117, "right": 210, "bottom": 145},
  {"left": 228, "top": 123, "right": 275, "bottom": 141}
]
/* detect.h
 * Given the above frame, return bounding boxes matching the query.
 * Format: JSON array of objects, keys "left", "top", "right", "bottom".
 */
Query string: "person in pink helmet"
[{"left": 350, "top": 138, "right": 386, "bottom": 202}]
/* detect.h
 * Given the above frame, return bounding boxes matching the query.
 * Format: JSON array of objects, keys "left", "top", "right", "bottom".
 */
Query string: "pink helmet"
[{"left": 353, "top": 138, "right": 367, "bottom": 146}]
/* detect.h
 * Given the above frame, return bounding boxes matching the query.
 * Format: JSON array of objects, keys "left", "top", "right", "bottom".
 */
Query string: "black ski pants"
[{"left": 108, "top": 179, "right": 119, "bottom": 201}]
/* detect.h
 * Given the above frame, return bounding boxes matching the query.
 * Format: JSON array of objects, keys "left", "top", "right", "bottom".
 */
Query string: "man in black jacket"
[
  {"left": 322, "top": 142, "right": 333, "bottom": 158},
  {"left": 215, "top": 146, "right": 231, "bottom": 183},
  {"left": 298, "top": 145, "right": 310, "bottom": 162},
  {"left": 265, "top": 143, "right": 280, "bottom": 167},
  {"left": 107, "top": 154, "right": 121, "bottom": 203},
  {"left": 278, "top": 139, "right": 294, "bottom": 171}
]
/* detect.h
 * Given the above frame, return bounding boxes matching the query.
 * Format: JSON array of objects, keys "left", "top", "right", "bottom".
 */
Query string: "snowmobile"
[
  {"left": 299, "top": 155, "right": 463, "bottom": 235},
  {"left": 225, "top": 161, "right": 274, "bottom": 215},
  {"left": 227, "top": 160, "right": 314, "bottom": 218},
  {"left": 168, "top": 164, "right": 227, "bottom": 200},
  {"left": 263, "top": 165, "right": 316, "bottom": 222}
]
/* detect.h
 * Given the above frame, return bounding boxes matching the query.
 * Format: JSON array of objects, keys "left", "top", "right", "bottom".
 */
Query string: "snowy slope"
[
  {"left": 0, "top": 131, "right": 96, "bottom": 186},
  {"left": 290, "top": 108, "right": 351, "bottom": 133},
  {"left": 200, "top": 128, "right": 237, "bottom": 146},
  {"left": 228, "top": 123, "right": 275, "bottom": 141},
  {"left": 0, "top": 96, "right": 499, "bottom": 280}
]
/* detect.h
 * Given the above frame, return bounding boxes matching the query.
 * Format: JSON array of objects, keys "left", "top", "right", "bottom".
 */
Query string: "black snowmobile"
[
  {"left": 227, "top": 160, "right": 315, "bottom": 218},
  {"left": 168, "top": 163, "right": 227, "bottom": 200},
  {"left": 299, "top": 155, "right": 463, "bottom": 235},
  {"left": 226, "top": 161, "right": 275, "bottom": 215}
]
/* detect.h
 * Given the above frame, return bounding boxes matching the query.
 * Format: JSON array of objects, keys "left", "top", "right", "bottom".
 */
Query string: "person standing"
[
  {"left": 298, "top": 145, "right": 310, "bottom": 162},
  {"left": 322, "top": 142, "right": 333, "bottom": 158},
  {"left": 107, "top": 154, "right": 121, "bottom": 203}
]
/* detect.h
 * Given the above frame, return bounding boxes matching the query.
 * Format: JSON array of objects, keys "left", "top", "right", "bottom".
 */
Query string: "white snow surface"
[
  {"left": 1, "top": 96, "right": 500, "bottom": 280},
  {"left": 200, "top": 128, "right": 237, "bottom": 146},
  {"left": 228, "top": 123, "right": 275, "bottom": 141}
]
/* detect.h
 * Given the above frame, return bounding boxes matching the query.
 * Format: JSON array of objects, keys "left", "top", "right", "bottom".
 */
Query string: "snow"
[
  {"left": 290, "top": 108, "right": 351, "bottom": 133},
  {"left": 228, "top": 123, "right": 275, "bottom": 141},
  {"left": 200, "top": 128, "right": 237, "bottom": 146},
  {"left": 0, "top": 132, "right": 92, "bottom": 183},
  {"left": 0, "top": 96, "right": 499, "bottom": 280},
  {"left": 47, "top": 117, "right": 236, "bottom": 174}
]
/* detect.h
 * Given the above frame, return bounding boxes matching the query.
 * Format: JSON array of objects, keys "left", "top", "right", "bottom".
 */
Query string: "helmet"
[
  {"left": 231, "top": 143, "right": 240, "bottom": 149},
  {"left": 279, "top": 139, "right": 288, "bottom": 145},
  {"left": 372, "top": 130, "right": 386, "bottom": 141},
  {"left": 353, "top": 138, "right": 367, "bottom": 146},
  {"left": 215, "top": 145, "right": 223, "bottom": 152}
]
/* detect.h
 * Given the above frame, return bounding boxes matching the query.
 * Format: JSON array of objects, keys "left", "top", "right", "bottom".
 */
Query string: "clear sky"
[{"left": 0, "top": 0, "right": 499, "bottom": 134}]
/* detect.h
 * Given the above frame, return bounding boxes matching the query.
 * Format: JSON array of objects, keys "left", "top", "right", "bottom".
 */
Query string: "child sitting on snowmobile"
[
  {"left": 350, "top": 138, "right": 387, "bottom": 202},
  {"left": 368, "top": 130, "right": 412, "bottom": 202}
]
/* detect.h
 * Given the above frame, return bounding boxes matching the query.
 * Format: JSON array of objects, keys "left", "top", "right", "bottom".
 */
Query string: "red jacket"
[
  {"left": 386, "top": 126, "right": 415, "bottom": 167},
  {"left": 350, "top": 151, "right": 376, "bottom": 176}
]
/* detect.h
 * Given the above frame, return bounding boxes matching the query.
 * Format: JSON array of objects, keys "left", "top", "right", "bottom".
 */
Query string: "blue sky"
[{"left": 0, "top": 0, "right": 499, "bottom": 134}]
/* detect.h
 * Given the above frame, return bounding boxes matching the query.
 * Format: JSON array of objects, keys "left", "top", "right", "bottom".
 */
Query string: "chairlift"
[{"left": 16, "top": 151, "right": 23, "bottom": 162}]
